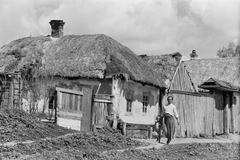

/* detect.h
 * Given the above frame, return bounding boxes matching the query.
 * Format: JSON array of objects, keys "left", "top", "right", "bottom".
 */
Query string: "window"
[
  {"left": 127, "top": 100, "right": 132, "bottom": 112},
  {"left": 143, "top": 95, "right": 149, "bottom": 113},
  {"left": 233, "top": 96, "right": 236, "bottom": 104},
  {"left": 126, "top": 92, "right": 133, "bottom": 112}
]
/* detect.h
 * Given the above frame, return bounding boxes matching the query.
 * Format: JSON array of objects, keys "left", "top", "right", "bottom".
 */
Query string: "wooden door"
[
  {"left": 91, "top": 94, "right": 113, "bottom": 128},
  {"left": 92, "top": 102, "right": 109, "bottom": 126}
]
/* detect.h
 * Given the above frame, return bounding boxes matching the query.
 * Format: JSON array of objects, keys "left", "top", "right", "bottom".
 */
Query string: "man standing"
[{"left": 163, "top": 96, "right": 179, "bottom": 144}]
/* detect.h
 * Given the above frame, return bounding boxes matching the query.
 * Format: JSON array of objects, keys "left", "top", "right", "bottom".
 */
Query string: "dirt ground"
[
  {"left": 0, "top": 128, "right": 146, "bottom": 159},
  {"left": 6, "top": 140, "right": 239, "bottom": 160},
  {"left": 0, "top": 108, "right": 239, "bottom": 160},
  {"left": 1, "top": 132, "right": 239, "bottom": 160},
  {"left": 0, "top": 108, "right": 76, "bottom": 143}
]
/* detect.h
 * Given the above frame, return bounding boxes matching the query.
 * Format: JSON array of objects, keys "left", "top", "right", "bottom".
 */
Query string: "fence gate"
[
  {"left": 0, "top": 73, "right": 21, "bottom": 109},
  {"left": 91, "top": 94, "right": 113, "bottom": 129},
  {"left": 56, "top": 87, "right": 92, "bottom": 131}
]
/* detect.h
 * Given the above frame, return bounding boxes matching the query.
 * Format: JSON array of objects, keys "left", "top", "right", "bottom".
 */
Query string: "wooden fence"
[
  {"left": 54, "top": 86, "right": 93, "bottom": 131},
  {"left": 170, "top": 91, "right": 216, "bottom": 137},
  {"left": 121, "top": 123, "right": 154, "bottom": 138},
  {"left": 0, "top": 73, "right": 21, "bottom": 109},
  {"left": 169, "top": 90, "right": 239, "bottom": 137}
]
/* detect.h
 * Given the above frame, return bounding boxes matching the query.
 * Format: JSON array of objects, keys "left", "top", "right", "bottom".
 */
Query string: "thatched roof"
[
  {"left": 0, "top": 34, "right": 166, "bottom": 88},
  {"left": 139, "top": 52, "right": 182, "bottom": 87},
  {"left": 184, "top": 57, "right": 240, "bottom": 88}
]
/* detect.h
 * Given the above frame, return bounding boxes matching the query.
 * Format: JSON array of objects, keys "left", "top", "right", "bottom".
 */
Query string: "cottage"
[{"left": 0, "top": 20, "right": 166, "bottom": 133}]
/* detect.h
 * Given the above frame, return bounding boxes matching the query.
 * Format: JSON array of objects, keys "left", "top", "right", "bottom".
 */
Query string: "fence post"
[
  {"left": 93, "top": 124, "right": 97, "bottom": 132},
  {"left": 148, "top": 127, "right": 153, "bottom": 139},
  {"left": 122, "top": 122, "right": 126, "bottom": 135},
  {"left": 55, "top": 90, "right": 61, "bottom": 124}
]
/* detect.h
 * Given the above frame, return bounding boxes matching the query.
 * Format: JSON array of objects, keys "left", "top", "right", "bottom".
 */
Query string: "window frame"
[
  {"left": 126, "top": 92, "right": 133, "bottom": 113},
  {"left": 142, "top": 92, "right": 149, "bottom": 113}
]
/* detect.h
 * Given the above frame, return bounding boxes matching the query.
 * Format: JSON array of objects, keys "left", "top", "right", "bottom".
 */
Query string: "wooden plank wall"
[
  {"left": 237, "top": 93, "right": 240, "bottom": 133},
  {"left": 214, "top": 90, "right": 224, "bottom": 134},
  {"left": 0, "top": 75, "right": 11, "bottom": 108},
  {"left": 92, "top": 102, "right": 108, "bottom": 126},
  {"left": 170, "top": 63, "right": 195, "bottom": 92},
  {"left": 125, "top": 123, "right": 152, "bottom": 138},
  {"left": 229, "top": 92, "right": 240, "bottom": 134},
  {"left": 91, "top": 95, "right": 113, "bottom": 127},
  {"left": 234, "top": 93, "right": 240, "bottom": 133},
  {"left": 60, "top": 92, "right": 82, "bottom": 112},
  {"left": 171, "top": 92, "right": 215, "bottom": 137}
]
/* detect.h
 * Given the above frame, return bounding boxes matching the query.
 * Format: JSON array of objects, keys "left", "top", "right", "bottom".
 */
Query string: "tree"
[{"left": 217, "top": 42, "right": 240, "bottom": 58}]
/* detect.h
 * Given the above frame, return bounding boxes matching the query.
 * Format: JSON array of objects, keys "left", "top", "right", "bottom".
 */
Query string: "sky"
[{"left": 0, "top": 0, "right": 239, "bottom": 60}]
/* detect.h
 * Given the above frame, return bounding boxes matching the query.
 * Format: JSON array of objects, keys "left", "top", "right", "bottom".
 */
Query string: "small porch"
[{"left": 199, "top": 78, "right": 240, "bottom": 134}]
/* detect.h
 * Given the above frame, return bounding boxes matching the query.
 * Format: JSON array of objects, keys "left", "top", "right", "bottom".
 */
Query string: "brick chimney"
[
  {"left": 190, "top": 50, "right": 198, "bottom": 60},
  {"left": 49, "top": 20, "right": 65, "bottom": 38}
]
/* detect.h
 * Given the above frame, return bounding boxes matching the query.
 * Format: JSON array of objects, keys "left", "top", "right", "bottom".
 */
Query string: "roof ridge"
[
  {"left": 140, "top": 52, "right": 181, "bottom": 57},
  {"left": 184, "top": 56, "right": 240, "bottom": 62}
]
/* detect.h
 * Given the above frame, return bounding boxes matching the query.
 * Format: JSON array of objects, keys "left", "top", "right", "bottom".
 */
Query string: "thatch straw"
[
  {"left": 139, "top": 52, "right": 182, "bottom": 83},
  {"left": 199, "top": 78, "right": 239, "bottom": 91},
  {"left": 184, "top": 57, "right": 240, "bottom": 88},
  {"left": 0, "top": 34, "right": 166, "bottom": 88}
]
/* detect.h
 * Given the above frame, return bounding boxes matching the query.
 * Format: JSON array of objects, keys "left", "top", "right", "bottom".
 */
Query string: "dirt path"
[
  {"left": 1, "top": 132, "right": 239, "bottom": 152},
  {"left": 1, "top": 133, "right": 239, "bottom": 148},
  {"left": 0, "top": 132, "right": 79, "bottom": 147},
  {"left": 0, "top": 133, "right": 239, "bottom": 160},
  {"left": 132, "top": 134, "right": 240, "bottom": 150},
  {"left": 101, "top": 134, "right": 240, "bottom": 154}
]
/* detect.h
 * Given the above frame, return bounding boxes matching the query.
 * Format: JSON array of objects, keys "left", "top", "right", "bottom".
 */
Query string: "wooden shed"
[
  {"left": 140, "top": 53, "right": 205, "bottom": 137},
  {"left": 142, "top": 54, "right": 240, "bottom": 137},
  {"left": 199, "top": 78, "right": 240, "bottom": 134},
  {"left": 185, "top": 58, "right": 240, "bottom": 135}
]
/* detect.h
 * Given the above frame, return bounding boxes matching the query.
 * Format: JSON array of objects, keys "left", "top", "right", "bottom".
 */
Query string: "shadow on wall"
[
  {"left": 0, "top": 80, "right": 2, "bottom": 106},
  {"left": 57, "top": 80, "right": 112, "bottom": 95},
  {"left": 92, "top": 80, "right": 112, "bottom": 94},
  {"left": 215, "top": 90, "right": 225, "bottom": 111},
  {"left": 119, "top": 80, "right": 157, "bottom": 108}
]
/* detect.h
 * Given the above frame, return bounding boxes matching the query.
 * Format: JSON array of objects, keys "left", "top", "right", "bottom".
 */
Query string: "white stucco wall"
[
  {"left": 20, "top": 77, "right": 161, "bottom": 128},
  {"left": 21, "top": 77, "right": 111, "bottom": 131},
  {"left": 112, "top": 78, "right": 160, "bottom": 125},
  {"left": 21, "top": 77, "right": 111, "bottom": 113}
]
